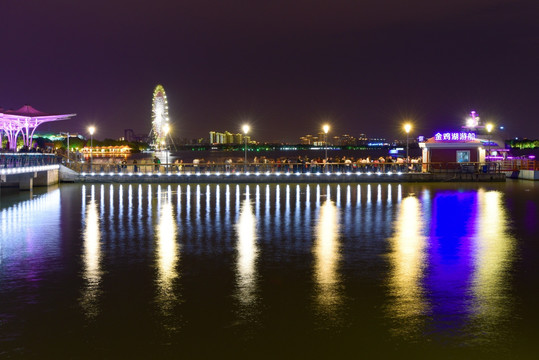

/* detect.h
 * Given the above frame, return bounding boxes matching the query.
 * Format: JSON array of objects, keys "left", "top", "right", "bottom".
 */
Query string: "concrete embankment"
[
  {"left": 1, "top": 165, "right": 60, "bottom": 190},
  {"left": 517, "top": 170, "right": 539, "bottom": 181}
]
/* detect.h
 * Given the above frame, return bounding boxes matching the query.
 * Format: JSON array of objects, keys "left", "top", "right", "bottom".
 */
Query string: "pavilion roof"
[
  {"left": 1, "top": 105, "right": 76, "bottom": 122},
  {"left": 4, "top": 105, "right": 55, "bottom": 117}
]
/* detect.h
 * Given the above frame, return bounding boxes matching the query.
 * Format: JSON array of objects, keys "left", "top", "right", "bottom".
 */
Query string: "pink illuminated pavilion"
[{"left": 0, "top": 105, "right": 76, "bottom": 151}]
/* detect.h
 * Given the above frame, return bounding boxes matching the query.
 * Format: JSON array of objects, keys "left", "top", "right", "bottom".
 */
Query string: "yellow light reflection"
[
  {"left": 235, "top": 197, "right": 258, "bottom": 306},
  {"left": 314, "top": 200, "right": 341, "bottom": 312},
  {"left": 156, "top": 201, "right": 179, "bottom": 312},
  {"left": 472, "top": 190, "right": 515, "bottom": 326},
  {"left": 81, "top": 194, "right": 101, "bottom": 319},
  {"left": 387, "top": 195, "right": 427, "bottom": 334}
]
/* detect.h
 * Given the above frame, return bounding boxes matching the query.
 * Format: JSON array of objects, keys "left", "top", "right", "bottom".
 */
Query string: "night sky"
[{"left": 1, "top": 0, "right": 538, "bottom": 142}]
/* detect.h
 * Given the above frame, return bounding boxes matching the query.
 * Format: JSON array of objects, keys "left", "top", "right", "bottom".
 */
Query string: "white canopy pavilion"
[{"left": 0, "top": 105, "right": 76, "bottom": 151}]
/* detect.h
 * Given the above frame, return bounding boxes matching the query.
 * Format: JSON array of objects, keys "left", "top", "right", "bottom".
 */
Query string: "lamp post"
[
  {"left": 163, "top": 124, "right": 170, "bottom": 171},
  {"left": 323, "top": 124, "right": 330, "bottom": 165},
  {"left": 61, "top": 132, "right": 70, "bottom": 163},
  {"left": 242, "top": 124, "right": 250, "bottom": 172},
  {"left": 66, "top": 132, "right": 70, "bottom": 163},
  {"left": 486, "top": 123, "right": 493, "bottom": 161},
  {"left": 88, "top": 126, "right": 95, "bottom": 170},
  {"left": 404, "top": 123, "right": 412, "bottom": 160}
]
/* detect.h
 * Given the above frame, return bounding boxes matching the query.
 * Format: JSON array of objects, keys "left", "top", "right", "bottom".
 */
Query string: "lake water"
[{"left": 0, "top": 180, "right": 537, "bottom": 358}]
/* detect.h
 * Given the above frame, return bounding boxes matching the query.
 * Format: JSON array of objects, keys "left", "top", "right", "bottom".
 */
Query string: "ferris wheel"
[{"left": 151, "top": 84, "right": 170, "bottom": 150}]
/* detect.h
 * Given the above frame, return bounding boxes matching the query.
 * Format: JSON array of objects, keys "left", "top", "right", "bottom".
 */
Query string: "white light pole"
[
  {"left": 404, "top": 123, "right": 412, "bottom": 160},
  {"left": 88, "top": 126, "right": 95, "bottom": 170},
  {"left": 164, "top": 124, "right": 170, "bottom": 171},
  {"left": 66, "top": 132, "right": 70, "bottom": 164},
  {"left": 486, "top": 123, "right": 493, "bottom": 161},
  {"left": 323, "top": 124, "right": 330, "bottom": 164},
  {"left": 61, "top": 132, "right": 70, "bottom": 163},
  {"left": 242, "top": 124, "right": 250, "bottom": 172}
]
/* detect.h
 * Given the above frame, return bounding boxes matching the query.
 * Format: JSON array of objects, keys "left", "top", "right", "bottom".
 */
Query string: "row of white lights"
[
  {"left": 0, "top": 164, "right": 60, "bottom": 175},
  {"left": 81, "top": 171, "right": 404, "bottom": 177},
  {"left": 0, "top": 153, "right": 56, "bottom": 156}
]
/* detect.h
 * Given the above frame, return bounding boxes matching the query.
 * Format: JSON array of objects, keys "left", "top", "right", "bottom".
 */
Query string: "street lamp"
[
  {"left": 323, "top": 124, "right": 330, "bottom": 164},
  {"left": 404, "top": 123, "right": 412, "bottom": 160},
  {"left": 88, "top": 126, "right": 95, "bottom": 170},
  {"left": 163, "top": 124, "right": 170, "bottom": 170},
  {"left": 242, "top": 124, "right": 250, "bottom": 172},
  {"left": 60, "top": 132, "right": 70, "bottom": 163},
  {"left": 486, "top": 123, "right": 493, "bottom": 161}
]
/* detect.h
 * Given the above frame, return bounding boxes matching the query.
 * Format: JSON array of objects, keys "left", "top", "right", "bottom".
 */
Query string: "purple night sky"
[{"left": 1, "top": 0, "right": 538, "bottom": 142}]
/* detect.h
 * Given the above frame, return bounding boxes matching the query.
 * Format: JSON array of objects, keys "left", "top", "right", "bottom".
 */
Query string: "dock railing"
[{"left": 499, "top": 159, "right": 537, "bottom": 172}]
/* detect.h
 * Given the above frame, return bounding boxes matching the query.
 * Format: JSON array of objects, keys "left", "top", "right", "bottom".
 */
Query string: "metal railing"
[
  {"left": 0, "top": 153, "right": 59, "bottom": 168},
  {"left": 498, "top": 159, "right": 537, "bottom": 172},
  {"left": 0, "top": 153, "right": 508, "bottom": 176},
  {"left": 423, "top": 162, "right": 503, "bottom": 174}
]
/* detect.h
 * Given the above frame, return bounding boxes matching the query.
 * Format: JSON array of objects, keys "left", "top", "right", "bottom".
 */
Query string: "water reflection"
[
  {"left": 425, "top": 190, "right": 478, "bottom": 339},
  {"left": 313, "top": 199, "right": 342, "bottom": 314},
  {"left": 156, "top": 196, "right": 179, "bottom": 313},
  {"left": 0, "top": 188, "right": 61, "bottom": 298},
  {"left": 81, "top": 185, "right": 102, "bottom": 319},
  {"left": 387, "top": 188, "right": 517, "bottom": 346},
  {"left": 387, "top": 195, "right": 427, "bottom": 337},
  {"left": 235, "top": 187, "right": 258, "bottom": 307},
  {"left": 0, "top": 182, "right": 528, "bottom": 356},
  {"left": 471, "top": 190, "right": 515, "bottom": 333}
]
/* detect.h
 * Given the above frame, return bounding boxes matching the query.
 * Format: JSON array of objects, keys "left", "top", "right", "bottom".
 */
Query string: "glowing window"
[{"left": 456, "top": 150, "right": 470, "bottom": 163}]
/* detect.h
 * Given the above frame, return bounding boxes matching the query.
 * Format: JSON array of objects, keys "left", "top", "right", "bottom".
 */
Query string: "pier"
[
  {"left": 0, "top": 153, "right": 60, "bottom": 190},
  {"left": 9, "top": 154, "right": 539, "bottom": 190}
]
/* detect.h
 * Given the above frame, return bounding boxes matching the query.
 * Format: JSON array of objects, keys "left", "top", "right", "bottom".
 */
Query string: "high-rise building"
[
  {"left": 300, "top": 132, "right": 371, "bottom": 146},
  {"left": 209, "top": 130, "right": 252, "bottom": 144}
]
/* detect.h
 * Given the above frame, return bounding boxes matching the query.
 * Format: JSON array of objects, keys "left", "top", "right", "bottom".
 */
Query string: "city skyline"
[{"left": 1, "top": 1, "right": 538, "bottom": 142}]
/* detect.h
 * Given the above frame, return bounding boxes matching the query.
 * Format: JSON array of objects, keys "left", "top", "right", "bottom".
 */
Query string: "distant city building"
[
  {"left": 300, "top": 134, "right": 319, "bottom": 145},
  {"left": 337, "top": 134, "right": 357, "bottom": 146},
  {"left": 209, "top": 131, "right": 225, "bottom": 144},
  {"left": 209, "top": 130, "right": 254, "bottom": 144},
  {"left": 299, "top": 132, "right": 373, "bottom": 146},
  {"left": 357, "top": 134, "right": 368, "bottom": 145},
  {"left": 124, "top": 129, "right": 148, "bottom": 143}
]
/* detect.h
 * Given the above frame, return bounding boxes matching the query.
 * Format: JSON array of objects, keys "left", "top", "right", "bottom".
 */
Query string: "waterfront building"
[
  {"left": 419, "top": 111, "right": 508, "bottom": 168},
  {"left": 419, "top": 131, "right": 485, "bottom": 167},
  {"left": 81, "top": 145, "right": 132, "bottom": 156}
]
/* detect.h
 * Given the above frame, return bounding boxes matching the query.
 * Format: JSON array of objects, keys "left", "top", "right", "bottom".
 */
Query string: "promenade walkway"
[{"left": 1, "top": 153, "right": 513, "bottom": 188}]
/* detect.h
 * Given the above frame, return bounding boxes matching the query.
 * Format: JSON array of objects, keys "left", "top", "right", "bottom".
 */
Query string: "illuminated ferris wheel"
[{"left": 151, "top": 84, "right": 170, "bottom": 150}]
